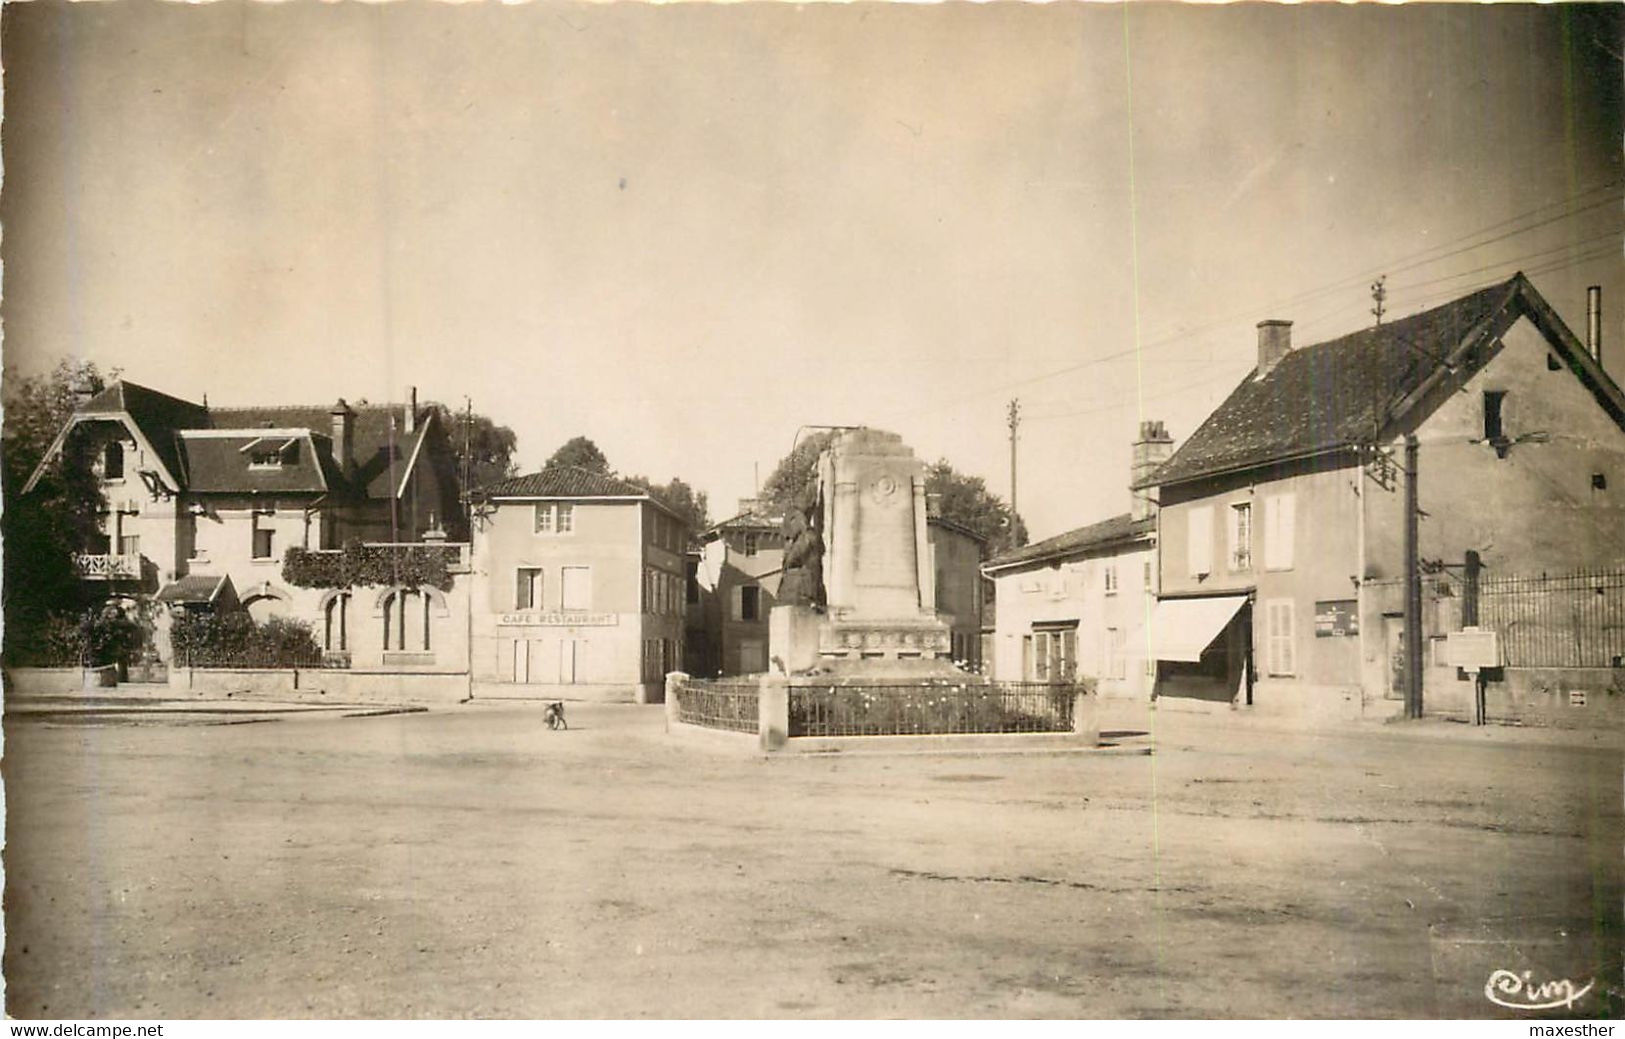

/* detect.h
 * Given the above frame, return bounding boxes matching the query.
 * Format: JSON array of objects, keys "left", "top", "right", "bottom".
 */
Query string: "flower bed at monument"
[{"left": 788, "top": 681, "right": 1081, "bottom": 737}]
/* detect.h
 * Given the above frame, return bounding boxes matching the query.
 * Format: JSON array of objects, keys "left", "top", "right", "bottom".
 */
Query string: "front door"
[
  {"left": 738, "top": 639, "right": 765, "bottom": 675},
  {"left": 512, "top": 639, "right": 529, "bottom": 683}
]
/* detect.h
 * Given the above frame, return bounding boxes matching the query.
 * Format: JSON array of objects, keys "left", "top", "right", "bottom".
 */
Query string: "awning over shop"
[{"left": 1149, "top": 595, "right": 1249, "bottom": 662}]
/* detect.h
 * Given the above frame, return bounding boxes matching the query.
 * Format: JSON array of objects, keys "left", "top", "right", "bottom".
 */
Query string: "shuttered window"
[
  {"left": 1264, "top": 494, "right": 1296, "bottom": 571},
  {"left": 1265, "top": 599, "right": 1296, "bottom": 676},
  {"left": 1187, "top": 506, "right": 1214, "bottom": 577}
]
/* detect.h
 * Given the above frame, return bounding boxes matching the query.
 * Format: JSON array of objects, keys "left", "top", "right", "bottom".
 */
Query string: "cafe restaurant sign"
[{"left": 498, "top": 611, "right": 618, "bottom": 628}]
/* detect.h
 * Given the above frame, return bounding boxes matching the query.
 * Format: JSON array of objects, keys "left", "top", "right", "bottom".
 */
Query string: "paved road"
[{"left": 3, "top": 702, "right": 1619, "bottom": 1018}]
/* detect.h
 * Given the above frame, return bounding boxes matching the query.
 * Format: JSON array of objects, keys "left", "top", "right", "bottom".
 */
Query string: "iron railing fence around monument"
[
  {"left": 673, "top": 677, "right": 760, "bottom": 733},
  {"left": 788, "top": 681, "right": 1080, "bottom": 738}
]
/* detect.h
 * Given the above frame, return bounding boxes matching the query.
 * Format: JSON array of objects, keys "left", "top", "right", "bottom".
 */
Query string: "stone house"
[
  {"left": 467, "top": 466, "right": 689, "bottom": 702},
  {"left": 23, "top": 380, "right": 470, "bottom": 672},
  {"left": 692, "top": 497, "right": 988, "bottom": 676},
  {"left": 692, "top": 500, "right": 784, "bottom": 677},
  {"left": 982, "top": 422, "right": 1169, "bottom": 699},
  {"left": 1141, "top": 273, "right": 1625, "bottom": 722}
]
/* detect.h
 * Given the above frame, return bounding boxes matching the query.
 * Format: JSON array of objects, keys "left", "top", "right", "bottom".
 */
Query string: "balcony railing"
[{"left": 73, "top": 553, "right": 143, "bottom": 580}]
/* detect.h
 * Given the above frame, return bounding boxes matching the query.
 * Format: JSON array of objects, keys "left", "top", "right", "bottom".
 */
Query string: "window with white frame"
[
  {"left": 252, "top": 512, "right": 275, "bottom": 560},
  {"left": 1187, "top": 506, "right": 1214, "bottom": 577},
  {"left": 743, "top": 532, "right": 759, "bottom": 557},
  {"left": 535, "top": 503, "right": 576, "bottom": 535},
  {"left": 1228, "top": 501, "right": 1253, "bottom": 571},
  {"left": 1263, "top": 494, "right": 1296, "bottom": 571},
  {"left": 1265, "top": 599, "right": 1296, "bottom": 676},
  {"left": 560, "top": 566, "right": 592, "bottom": 611}
]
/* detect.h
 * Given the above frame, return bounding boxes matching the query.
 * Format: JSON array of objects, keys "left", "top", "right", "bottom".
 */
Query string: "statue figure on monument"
[{"left": 777, "top": 491, "right": 826, "bottom": 612}]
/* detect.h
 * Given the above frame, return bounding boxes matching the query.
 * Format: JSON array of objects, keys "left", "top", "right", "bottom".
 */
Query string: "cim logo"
[{"left": 1484, "top": 969, "right": 1594, "bottom": 1012}]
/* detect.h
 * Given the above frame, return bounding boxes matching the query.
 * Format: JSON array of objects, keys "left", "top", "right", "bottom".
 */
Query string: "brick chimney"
[
  {"left": 1130, "top": 419, "right": 1174, "bottom": 521},
  {"left": 330, "top": 398, "right": 356, "bottom": 476},
  {"left": 1256, "top": 319, "right": 1293, "bottom": 376}
]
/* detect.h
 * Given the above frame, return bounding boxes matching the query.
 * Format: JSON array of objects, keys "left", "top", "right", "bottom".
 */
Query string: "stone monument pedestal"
[
  {"left": 768, "top": 604, "right": 823, "bottom": 675},
  {"left": 769, "top": 427, "right": 969, "bottom": 680}
]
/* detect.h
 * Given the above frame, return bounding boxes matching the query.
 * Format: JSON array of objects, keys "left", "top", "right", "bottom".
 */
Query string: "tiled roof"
[
  {"left": 707, "top": 509, "right": 784, "bottom": 534},
  {"left": 984, "top": 512, "right": 1154, "bottom": 571},
  {"left": 207, "top": 405, "right": 430, "bottom": 500},
  {"left": 474, "top": 466, "right": 652, "bottom": 500},
  {"left": 1145, "top": 273, "right": 1625, "bottom": 488},
  {"left": 79, "top": 381, "right": 207, "bottom": 487},
  {"left": 155, "top": 574, "right": 233, "bottom": 605},
  {"left": 1147, "top": 277, "right": 1516, "bottom": 488},
  {"left": 179, "top": 434, "right": 330, "bottom": 494}
]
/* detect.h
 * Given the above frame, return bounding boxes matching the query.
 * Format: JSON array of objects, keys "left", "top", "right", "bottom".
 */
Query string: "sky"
[{"left": 3, "top": 1, "right": 1620, "bottom": 541}]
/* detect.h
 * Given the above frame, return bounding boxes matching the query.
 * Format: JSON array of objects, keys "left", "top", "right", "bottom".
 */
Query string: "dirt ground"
[{"left": 3, "top": 700, "right": 1620, "bottom": 1019}]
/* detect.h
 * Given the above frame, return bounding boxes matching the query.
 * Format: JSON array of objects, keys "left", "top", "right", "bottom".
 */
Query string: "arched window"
[
  {"left": 382, "top": 589, "right": 432, "bottom": 652},
  {"left": 323, "top": 592, "right": 351, "bottom": 652}
]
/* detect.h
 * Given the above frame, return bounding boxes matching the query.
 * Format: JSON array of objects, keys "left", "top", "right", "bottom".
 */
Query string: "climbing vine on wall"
[{"left": 282, "top": 541, "right": 455, "bottom": 592}]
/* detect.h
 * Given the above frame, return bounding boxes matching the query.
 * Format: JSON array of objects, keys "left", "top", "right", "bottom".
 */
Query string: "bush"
[
  {"left": 282, "top": 540, "right": 454, "bottom": 591},
  {"left": 171, "top": 611, "right": 323, "bottom": 668},
  {"left": 788, "top": 682, "right": 1078, "bottom": 737}
]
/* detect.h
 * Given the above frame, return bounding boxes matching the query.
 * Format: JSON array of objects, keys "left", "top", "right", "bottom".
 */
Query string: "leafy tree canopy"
[
  {"left": 428, "top": 403, "right": 519, "bottom": 497},
  {"left": 543, "top": 435, "right": 611, "bottom": 475},
  {"left": 759, "top": 430, "right": 1028, "bottom": 556},
  {"left": 2, "top": 360, "right": 112, "bottom": 641},
  {"left": 622, "top": 474, "right": 710, "bottom": 535}
]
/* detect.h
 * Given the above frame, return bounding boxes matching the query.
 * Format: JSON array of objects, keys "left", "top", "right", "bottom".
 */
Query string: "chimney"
[
  {"left": 737, "top": 497, "right": 761, "bottom": 517},
  {"left": 403, "top": 386, "right": 418, "bottom": 435},
  {"left": 1256, "top": 319, "right": 1293, "bottom": 376},
  {"left": 1587, "top": 286, "right": 1602, "bottom": 370},
  {"left": 1130, "top": 419, "right": 1175, "bottom": 522},
  {"left": 70, "top": 379, "right": 99, "bottom": 410},
  {"left": 330, "top": 398, "right": 356, "bottom": 476}
]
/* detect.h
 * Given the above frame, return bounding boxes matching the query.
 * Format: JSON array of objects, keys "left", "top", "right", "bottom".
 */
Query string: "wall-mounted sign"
[
  {"left": 1314, "top": 599, "right": 1359, "bottom": 637},
  {"left": 497, "top": 611, "right": 618, "bottom": 628}
]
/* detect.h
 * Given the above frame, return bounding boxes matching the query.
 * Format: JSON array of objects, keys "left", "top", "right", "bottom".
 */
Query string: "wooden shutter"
[
  {"left": 1265, "top": 494, "right": 1296, "bottom": 571},
  {"left": 1267, "top": 599, "right": 1295, "bottom": 676},
  {"left": 1187, "top": 506, "right": 1213, "bottom": 576}
]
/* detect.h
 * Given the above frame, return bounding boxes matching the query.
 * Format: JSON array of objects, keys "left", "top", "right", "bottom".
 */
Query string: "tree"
[
  {"left": 544, "top": 435, "right": 611, "bottom": 475},
  {"left": 924, "top": 459, "right": 1028, "bottom": 555},
  {"left": 758, "top": 431, "right": 1028, "bottom": 556},
  {"left": 2, "top": 360, "right": 111, "bottom": 653},
  {"left": 428, "top": 403, "right": 519, "bottom": 497},
  {"left": 760, "top": 431, "right": 835, "bottom": 517},
  {"left": 623, "top": 474, "right": 711, "bottom": 535}
]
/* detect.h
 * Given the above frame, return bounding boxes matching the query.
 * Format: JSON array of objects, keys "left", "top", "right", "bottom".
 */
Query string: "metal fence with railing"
[
  {"left": 673, "top": 678, "right": 760, "bottom": 733},
  {"left": 1479, "top": 568, "right": 1625, "bottom": 669},
  {"left": 788, "top": 681, "right": 1080, "bottom": 737},
  {"left": 174, "top": 647, "right": 341, "bottom": 670}
]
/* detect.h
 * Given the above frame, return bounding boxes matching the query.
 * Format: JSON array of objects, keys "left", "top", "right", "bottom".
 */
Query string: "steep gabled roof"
[
  {"left": 206, "top": 404, "right": 430, "bottom": 500},
  {"left": 177, "top": 432, "right": 329, "bottom": 494},
  {"left": 983, "top": 512, "right": 1154, "bottom": 572},
  {"left": 1143, "top": 273, "right": 1625, "bottom": 489},
  {"left": 25, "top": 380, "right": 448, "bottom": 502}
]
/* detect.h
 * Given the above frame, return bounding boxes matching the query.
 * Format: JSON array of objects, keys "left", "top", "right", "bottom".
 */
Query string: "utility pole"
[
  {"left": 1403, "top": 433, "right": 1423, "bottom": 719},
  {"left": 1371, "top": 275, "right": 1388, "bottom": 327},
  {"left": 1006, "top": 398, "right": 1021, "bottom": 519}
]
